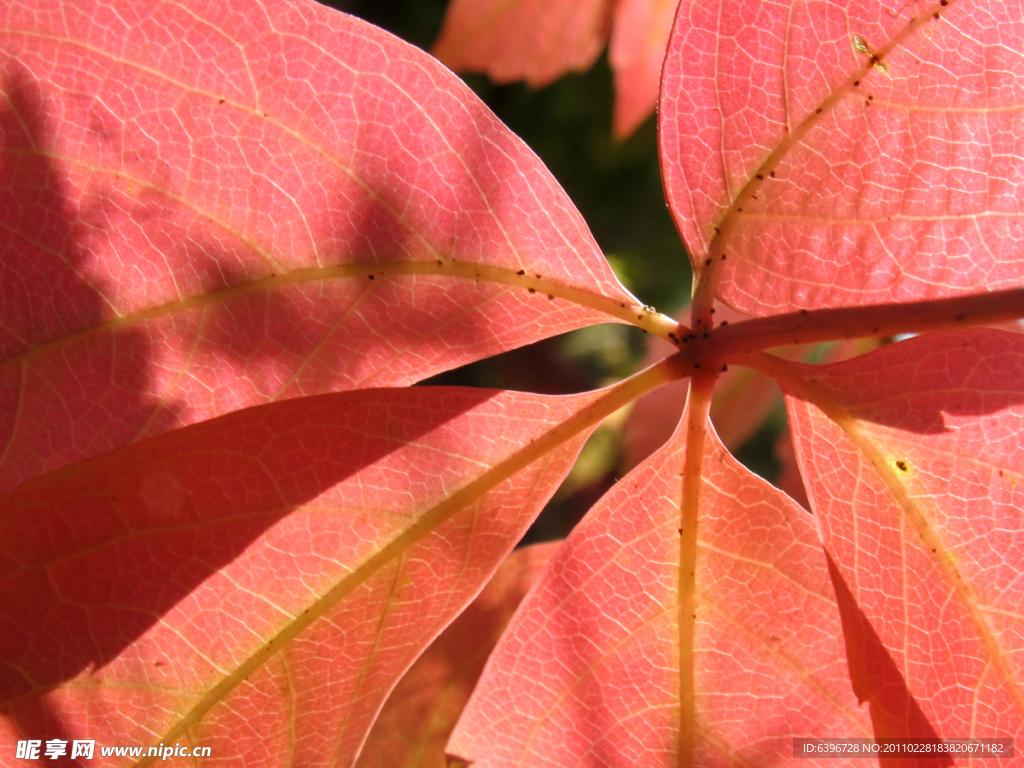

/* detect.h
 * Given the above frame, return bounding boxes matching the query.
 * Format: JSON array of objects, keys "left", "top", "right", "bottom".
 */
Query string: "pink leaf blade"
[
  {"left": 356, "top": 541, "right": 560, "bottom": 768},
  {"left": 660, "top": 0, "right": 1024, "bottom": 316},
  {"left": 448, "top": 415, "right": 869, "bottom": 766},
  {"left": 779, "top": 329, "right": 1024, "bottom": 743},
  {"left": 0, "top": 386, "right": 612, "bottom": 766},
  {"left": 432, "top": 0, "right": 615, "bottom": 88},
  {"left": 609, "top": 0, "right": 678, "bottom": 138},
  {"left": 0, "top": 0, "right": 645, "bottom": 491}
]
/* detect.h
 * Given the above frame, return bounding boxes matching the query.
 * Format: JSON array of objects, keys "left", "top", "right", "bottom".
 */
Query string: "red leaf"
[
  {"left": 660, "top": 0, "right": 1024, "bottom": 315},
  {"left": 449, "top": 419, "right": 869, "bottom": 766},
  {"left": 5, "top": 0, "right": 1023, "bottom": 764},
  {"left": 780, "top": 329, "right": 1024, "bottom": 740},
  {"left": 432, "top": 0, "right": 615, "bottom": 88},
  {"left": 0, "top": 387, "right": 609, "bottom": 765},
  {"left": 356, "top": 541, "right": 559, "bottom": 768},
  {"left": 0, "top": 0, "right": 643, "bottom": 490},
  {"left": 608, "top": 0, "right": 678, "bottom": 138}
]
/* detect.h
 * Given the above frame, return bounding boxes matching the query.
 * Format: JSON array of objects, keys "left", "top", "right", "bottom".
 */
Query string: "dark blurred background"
[{"left": 326, "top": 0, "right": 703, "bottom": 540}]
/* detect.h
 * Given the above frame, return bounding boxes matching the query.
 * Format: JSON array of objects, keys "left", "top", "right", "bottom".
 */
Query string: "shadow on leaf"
[{"left": 826, "top": 548, "right": 953, "bottom": 768}]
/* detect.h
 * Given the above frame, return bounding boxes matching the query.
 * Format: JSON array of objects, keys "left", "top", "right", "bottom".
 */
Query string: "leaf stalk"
[{"left": 680, "top": 287, "right": 1024, "bottom": 369}]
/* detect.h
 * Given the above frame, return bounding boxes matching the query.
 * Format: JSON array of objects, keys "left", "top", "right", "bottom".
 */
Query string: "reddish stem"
[{"left": 681, "top": 287, "right": 1024, "bottom": 368}]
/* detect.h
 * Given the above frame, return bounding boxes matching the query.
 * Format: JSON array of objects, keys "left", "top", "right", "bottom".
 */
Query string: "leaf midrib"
[{"left": 692, "top": 0, "right": 960, "bottom": 319}]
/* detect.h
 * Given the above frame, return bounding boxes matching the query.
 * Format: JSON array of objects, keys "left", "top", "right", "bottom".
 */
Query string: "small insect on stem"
[{"left": 851, "top": 33, "right": 891, "bottom": 76}]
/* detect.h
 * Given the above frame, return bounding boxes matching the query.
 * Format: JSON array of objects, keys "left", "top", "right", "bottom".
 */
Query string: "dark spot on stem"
[
  {"left": 769, "top": 170, "right": 776, "bottom": 178},
  {"left": 517, "top": 269, "right": 525, "bottom": 276},
  {"left": 710, "top": 308, "right": 716, "bottom": 314},
  {"left": 694, "top": 364, "right": 701, "bottom": 369},
  {"left": 868, "top": 94, "right": 874, "bottom": 100},
  {"left": 737, "top": 207, "right": 743, "bottom": 213},
  {"left": 528, "top": 288, "right": 536, "bottom": 294},
  {"left": 815, "top": 108, "right": 822, "bottom": 114},
  {"left": 721, "top": 365, "right": 728, "bottom": 372},
  {"left": 940, "top": 0, "right": 947, "bottom": 5},
  {"left": 437, "top": 259, "right": 443, "bottom": 266},
  {"left": 800, "top": 309, "right": 809, "bottom": 315},
  {"left": 955, "top": 313, "right": 966, "bottom": 321},
  {"left": 933, "top": 11, "right": 940, "bottom": 18},
  {"left": 872, "top": 326, "right": 880, "bottom": 333},
  {"left": 756, "top": 174, "right": 764, "bottom": 180},
  {"left": 854, "top": 80, "right": 860, "bottom": 87},
  {"left": 704, "top": 257, "right": 712, "bottom": 266},
  {"left": 720, "top": 320, "right": 728, "bottom": 327},
  {"left": 896, "top": 460, "right": 909, "bottom": 472},
  {"left": 368, "top": 274, "right": 374, "bottom": 280},
  {"left": 547, "top": 294, "right": 554, "bottom": 300}
]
